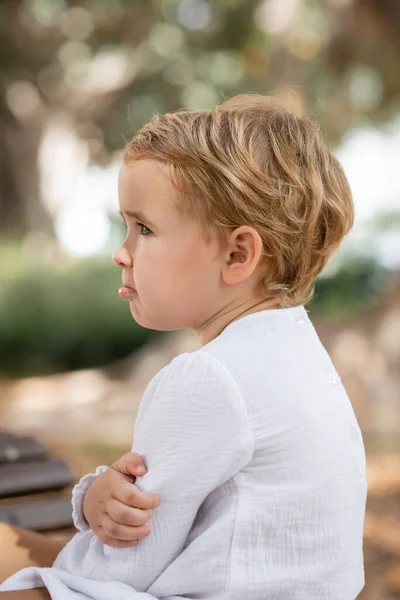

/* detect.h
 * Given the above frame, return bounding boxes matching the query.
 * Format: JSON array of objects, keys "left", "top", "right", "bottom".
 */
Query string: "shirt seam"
[
  {"left": 199, "top": 349, "right": 255, "bottom": 456},
  {"left": 134, "top": 355, "right": 189, "bottom": 429},
  {"left": 197, "top": 351, "right": 254, "bottom": 599},
  {"left": 224, "top": 477, "right": 240, "bottom": 600}
]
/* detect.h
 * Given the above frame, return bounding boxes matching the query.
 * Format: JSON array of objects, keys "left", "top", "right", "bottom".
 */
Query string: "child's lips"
[{"left": 118, "top": 286, "right": 137, "bottom": 299}]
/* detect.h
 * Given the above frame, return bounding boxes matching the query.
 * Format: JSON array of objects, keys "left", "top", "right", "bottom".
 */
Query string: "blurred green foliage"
[
  {"left": 0, "top": 245, "right": 160, "bottom": 378},
  {"left": 309, "top": 256, "right": 391, "bottom": 319}
]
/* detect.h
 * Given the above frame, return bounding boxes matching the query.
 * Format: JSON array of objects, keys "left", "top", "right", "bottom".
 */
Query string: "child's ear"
[{"left": 222, "top": 226, "right": 264, "bottom": 286}]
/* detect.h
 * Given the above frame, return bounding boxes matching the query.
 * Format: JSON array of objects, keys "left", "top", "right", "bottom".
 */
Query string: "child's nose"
[{"left": 112, "top": 246, "right": 132, "bottom": 268}]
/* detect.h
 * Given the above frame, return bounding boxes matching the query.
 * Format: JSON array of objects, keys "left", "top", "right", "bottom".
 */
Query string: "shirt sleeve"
[
  {"left": 71, "top": 465, "right": 109, "bottom": 531},
  {"left": 100, "top": 350, "right": 254, "bottom": 592}
]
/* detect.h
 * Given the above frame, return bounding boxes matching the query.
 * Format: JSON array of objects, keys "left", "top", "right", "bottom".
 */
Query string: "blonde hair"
[{"left": 123, "top": 93, "right": 354, "bottom": 307}]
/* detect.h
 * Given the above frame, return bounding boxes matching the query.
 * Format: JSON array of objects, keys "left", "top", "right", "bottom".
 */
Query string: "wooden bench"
[{"left": 0, "top": 431, "right": 77, "bottom": 537}]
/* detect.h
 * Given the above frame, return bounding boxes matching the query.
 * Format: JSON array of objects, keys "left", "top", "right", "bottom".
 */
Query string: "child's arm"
[
  {"left": 54, "top": 351, "right": 254, "bottom": 594},
  {"left": 82, "top": 453, "right": 160, "bottom": 549},
  {"left": 130, "top": 352, "right": 254, "bottom": 594}
]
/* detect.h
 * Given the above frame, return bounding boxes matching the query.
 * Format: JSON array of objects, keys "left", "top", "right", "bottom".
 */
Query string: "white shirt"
[{"left": 0, "top": 305, "right": 367, "bottom": 599}]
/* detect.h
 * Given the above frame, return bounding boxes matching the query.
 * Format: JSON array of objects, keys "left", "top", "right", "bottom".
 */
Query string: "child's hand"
[{"left": 83, "top": 452, "right": 160, "bottom": 549}]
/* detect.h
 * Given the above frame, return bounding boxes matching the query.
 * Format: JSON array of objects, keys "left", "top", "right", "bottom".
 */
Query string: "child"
[{"left": 0, "top": 94, "right": 368, "bottom": 599}]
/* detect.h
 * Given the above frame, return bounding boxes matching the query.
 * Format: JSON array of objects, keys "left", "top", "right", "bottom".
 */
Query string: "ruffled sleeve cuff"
[{"left": 71, "top": 465, "right": 109, "bottom": 531}]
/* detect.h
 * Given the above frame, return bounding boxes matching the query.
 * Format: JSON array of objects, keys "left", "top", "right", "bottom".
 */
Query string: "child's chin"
[
  {"left": 129, "top": 303, "right": 142, "bottom": 323},
  {"left": 130, "top": 307, "right": 181, "bottom": 332},
  {"left": 129, "top": 304, "right": 154, "bottom": 330}
]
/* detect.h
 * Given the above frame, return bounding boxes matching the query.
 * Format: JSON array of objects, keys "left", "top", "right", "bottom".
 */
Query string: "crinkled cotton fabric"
[{"left": 0, "top": 306, "right": 368, "bottom": 599}]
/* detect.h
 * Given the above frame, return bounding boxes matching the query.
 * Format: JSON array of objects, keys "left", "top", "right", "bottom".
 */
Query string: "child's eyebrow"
[{"left": 119, "top": 209, "right": 155, "bottom": 228}]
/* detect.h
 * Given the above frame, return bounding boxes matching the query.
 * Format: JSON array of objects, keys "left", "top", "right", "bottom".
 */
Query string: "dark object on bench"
[
  {"left": 0, "top": 431, "right": 76, "bottom": 533},
  {"left": 0, "top": 458, "right": 74, "bottom": 498},
  {"left": 0, "top": 497, "right": 74, "bottom": 532},
  {"left": 0, "top": 432, "right": 50, "bottom": 464}
]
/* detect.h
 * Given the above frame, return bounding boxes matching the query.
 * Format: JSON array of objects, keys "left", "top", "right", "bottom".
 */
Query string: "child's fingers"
[
  {"left": 112, "top": 452, "right": 148, "bottom": 478},
  {"left": 103, "top": 538, "right": 139, "bottom": 549},
  {"left": 101, "top": 515, "right": 151, "bottom": 542},
  {"left": 106, "top": 497, "right": 153, "bottom": 527},
  {"left": 112, "top": 481, "right": 160, "bottom": 510},
  {"left": 102, "top": 537, "right": 139, "bottom": 550},
  {"left": 97, "top": 526, "right": 140, "bottom": 549}
]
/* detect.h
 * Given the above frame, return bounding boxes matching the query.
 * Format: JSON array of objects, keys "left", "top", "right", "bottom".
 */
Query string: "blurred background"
[{"left": 0, "top": 0, "right": 399, "bottom": 597}]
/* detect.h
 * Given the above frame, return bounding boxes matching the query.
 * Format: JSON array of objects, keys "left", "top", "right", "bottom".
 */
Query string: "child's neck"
[{"left": 198, "top": 296, "right": 282, "bottom": 347}]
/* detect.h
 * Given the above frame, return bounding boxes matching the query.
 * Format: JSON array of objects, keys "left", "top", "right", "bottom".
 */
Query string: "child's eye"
[{"left": 136, "top": 222, "right": 152, "bottom": 236}]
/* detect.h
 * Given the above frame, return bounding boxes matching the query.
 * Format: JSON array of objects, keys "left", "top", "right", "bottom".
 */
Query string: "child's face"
[{"left": 113, "top": 159, "right": 224, "bottom": 332}]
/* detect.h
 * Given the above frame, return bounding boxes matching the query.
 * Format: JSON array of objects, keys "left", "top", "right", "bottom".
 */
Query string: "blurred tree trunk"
[
  {"left": 0, "top": 107, "right": 54, "bottom": 239},
  {"left": 363, "top": 0, "right": 400, "bottom": 51}
]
